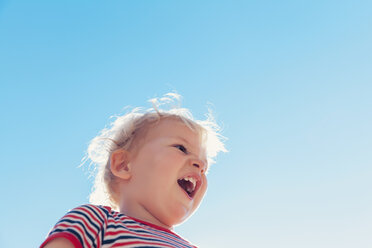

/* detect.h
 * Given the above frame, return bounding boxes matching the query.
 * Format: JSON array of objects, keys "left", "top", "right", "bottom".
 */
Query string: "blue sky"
[{"left": 1, "top": 1, "right": 371, "bottom": 247}]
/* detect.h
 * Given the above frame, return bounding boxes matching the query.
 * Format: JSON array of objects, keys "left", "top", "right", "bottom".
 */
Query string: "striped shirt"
[{"left": 40, "top": 204, "right": 197, "bottom": 248}]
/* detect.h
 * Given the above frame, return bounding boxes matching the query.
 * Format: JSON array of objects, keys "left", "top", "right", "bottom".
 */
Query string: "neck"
[{"left": 119, "top": 199, "right": 173, "bottom": 230}]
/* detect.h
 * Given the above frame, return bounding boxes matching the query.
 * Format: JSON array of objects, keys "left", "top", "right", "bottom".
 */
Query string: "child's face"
[{"left": 125, "top": 118, "right": 208, "bottom": 228}]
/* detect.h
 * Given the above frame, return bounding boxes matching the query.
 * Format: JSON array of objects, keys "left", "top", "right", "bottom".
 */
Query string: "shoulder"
[
  {"left": 70, "top": 204, "right": 112, "bottom": 215},
  {"left": 41, "top": 204, "right": 114, "bottom": 248},
  {"left": 65, "top": 204, "right": 113, "bottom": 223}
]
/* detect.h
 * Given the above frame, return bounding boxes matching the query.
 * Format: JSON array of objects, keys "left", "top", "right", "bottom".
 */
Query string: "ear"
[{"left": 110, "top": 149, "right": 132, "bottom": 180}]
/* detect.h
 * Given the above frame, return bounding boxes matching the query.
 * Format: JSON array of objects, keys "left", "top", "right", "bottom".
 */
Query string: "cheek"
[
  {"left": 146, "top": 152, "right": 181, "bottom": 183},
  {"left": 191, "top": 179, "right": 208, "bottom": 214},
  {"left": 197, "top": 178, "right": 208, "bottom": 201},
  {"left": 200, "top": 179, "right": 208, "bottom": 196},
  {"left": 152, "top": 152, "right": 182, "bottom": 174}
]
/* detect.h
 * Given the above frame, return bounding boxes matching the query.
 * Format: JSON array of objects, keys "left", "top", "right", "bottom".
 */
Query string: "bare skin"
[{"left": 43, "top": 238, "right": 74, "bottom": 248}]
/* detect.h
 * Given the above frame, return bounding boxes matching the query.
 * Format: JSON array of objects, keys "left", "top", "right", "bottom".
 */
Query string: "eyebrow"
[{"left": 175, "top": 136, "right": 192, "bottom": 146}]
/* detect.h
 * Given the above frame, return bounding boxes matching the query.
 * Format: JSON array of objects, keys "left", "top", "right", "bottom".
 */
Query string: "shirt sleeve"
[{"left": 40, "top": 204, "right": 110, "bottom": 248}]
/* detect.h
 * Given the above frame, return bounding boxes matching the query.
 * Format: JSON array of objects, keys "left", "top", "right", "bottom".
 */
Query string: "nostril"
[{"left": 192, "top": 163, "right": 200, "bottom": 168}]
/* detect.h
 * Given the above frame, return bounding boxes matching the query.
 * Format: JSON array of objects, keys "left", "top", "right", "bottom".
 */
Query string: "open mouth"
[{"left": 177, "top": 176, "right": 200, "bottom": 198}]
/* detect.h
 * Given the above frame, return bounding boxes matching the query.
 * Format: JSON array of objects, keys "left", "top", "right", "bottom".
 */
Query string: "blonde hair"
[{"left": 83, "top": 93, "right": 226, "bottom": 210}]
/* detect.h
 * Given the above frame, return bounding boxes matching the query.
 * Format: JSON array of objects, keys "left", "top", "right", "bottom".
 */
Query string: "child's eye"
[{"left": 174, "top": 144, "right": 188, "bottom": 154}]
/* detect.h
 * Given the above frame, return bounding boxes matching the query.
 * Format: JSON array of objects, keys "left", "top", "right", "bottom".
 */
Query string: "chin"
[{"left": 162, "top": 206, "right": 193, "bottom": 227}]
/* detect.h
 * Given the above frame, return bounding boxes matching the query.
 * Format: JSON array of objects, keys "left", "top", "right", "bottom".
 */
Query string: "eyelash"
[{"left": 174, "top": 144, "right": 188, "bottom": 154}]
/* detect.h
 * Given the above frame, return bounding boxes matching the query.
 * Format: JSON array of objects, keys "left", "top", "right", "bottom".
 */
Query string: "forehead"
[
  {"left": 136, "top": 117, "right": 208, "bottom": 162},
  {"left": 145, "top": 118, "right": 202, "bottom": 143}
]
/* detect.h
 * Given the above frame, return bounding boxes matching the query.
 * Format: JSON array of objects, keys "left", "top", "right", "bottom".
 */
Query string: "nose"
[{"left": 191, "top": 158, "right": 208, "bottom": 174}]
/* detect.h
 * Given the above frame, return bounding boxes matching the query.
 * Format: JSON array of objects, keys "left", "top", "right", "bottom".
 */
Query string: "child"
[{"left": 40, "top": 93, "right": 226, "bottom": 248}]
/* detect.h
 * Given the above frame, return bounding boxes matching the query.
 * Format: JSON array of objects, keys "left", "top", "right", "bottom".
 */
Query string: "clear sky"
[{"left": 1, "top": 1, "right": 371, "bottom": 247}]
